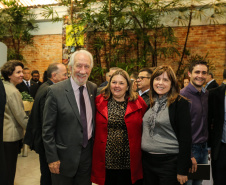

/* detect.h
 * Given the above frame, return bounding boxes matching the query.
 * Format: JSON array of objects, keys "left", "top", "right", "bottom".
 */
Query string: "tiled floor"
[
  {"left": 15, "top": 150, "right": 213, "bottom": 185},
  {"left": 15, "top": 150, "right": 97, "bottom": 185},
  {"left": 15, "top": 150, "right": 40, "bottom": 185}
]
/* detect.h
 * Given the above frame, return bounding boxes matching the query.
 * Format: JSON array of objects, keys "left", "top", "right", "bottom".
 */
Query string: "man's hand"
[
  {"left": 177, "top": 174, "right": 188, "bottom": 184},
  {"left": 48, "top": 160, "right": 61, "bottom": 174},
  {"left": 189, "top": 157, "right": 197, "bottom": 173}
]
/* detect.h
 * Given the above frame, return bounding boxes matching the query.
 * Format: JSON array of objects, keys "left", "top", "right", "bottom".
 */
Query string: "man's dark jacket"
[
  {"left": 0, "top": 79, "right": 7, "bottom": 184},
  {"left": 16, "top": 80, "right": 39, "bottom": 99},
  {"left": 206, "top": 80, "right": 219, "bottom": 90},
  {"left": 24, "top": 79, "right": 53, "bottom": 154},
  {"left": 141, "top": 90, "right": 150, "bottom": 107},
  {"left": 208, "top": 84, "right": 225, "bottom": 160}
]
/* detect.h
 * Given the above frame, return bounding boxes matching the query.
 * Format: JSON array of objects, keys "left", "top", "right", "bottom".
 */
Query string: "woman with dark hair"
[
  {"left": 142, "top": 65, "right": 192, "bottom": 185},
  {"left": 1, "top": 60, "right": 28, "bottom": 185},
  {"left": 182, "top": 76, "right": 190, "bottom": 89},
  {"left": 91, "top": 69, "right": 147, "bottom": 185}
]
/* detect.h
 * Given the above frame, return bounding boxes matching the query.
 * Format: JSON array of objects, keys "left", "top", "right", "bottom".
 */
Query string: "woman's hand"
[{"left": 177, "top": 174, "right": 188, "bottom": 184}]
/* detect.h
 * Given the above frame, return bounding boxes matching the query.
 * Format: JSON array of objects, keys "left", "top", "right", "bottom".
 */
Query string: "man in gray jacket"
[{"left": 42, "top": 50, "right": 97, "bottom": 185}]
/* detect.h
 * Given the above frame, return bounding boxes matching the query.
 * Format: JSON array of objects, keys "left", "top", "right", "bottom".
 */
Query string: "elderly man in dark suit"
[
  {"left": 24, "top": 63, "right": 68, "bottom": 185},
  {"left": 0, "top": 79, "right": 7, "bottom": 185},
  {"left": 205, "top": 72, "right": 219, "bottom": 90},
  {"left": 16, "top": 68, "right": 39, "bottom": 99},
  {"left": 208, "top": 69, "right": 226, "bottom": 185},
  {"left": 42, "top": 50, "right": 97, "bottom": 185}
]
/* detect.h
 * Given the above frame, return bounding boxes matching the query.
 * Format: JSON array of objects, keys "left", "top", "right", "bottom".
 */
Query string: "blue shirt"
[{"left": 180, "top": 83, "right": 208, "bottom": 144}]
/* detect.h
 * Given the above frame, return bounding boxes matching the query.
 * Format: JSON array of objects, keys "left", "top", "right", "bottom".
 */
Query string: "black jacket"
[
  {"left": 206, "top": 80, "right": 219, "bottom": 90},
  {"left": 208, "top": 84, "right": 225, "bottom": 160},
  {"left": 0, "top": 79, "right": 7, "bottom": 184},
  {"left": 169, "top": 95, "right": 192, "bottom": 175},
  {"left": 16, "top": 80, "right": 39, "bottom": 99},
  {"left": 141, "top": 90, "right": 150, "bottom": 107},
  {"left": 24, "top": 79, "right": 53, "bottom": 154}
]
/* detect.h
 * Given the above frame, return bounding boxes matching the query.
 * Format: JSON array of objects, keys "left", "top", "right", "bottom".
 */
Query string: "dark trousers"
[
  {"left": 105, "top": 169, "right": 142, "bottom": 185},
  {"left": 51, "top": 140, "right": 92, "bottom": 185},
  {"left": 142, "top": 151, "right": 180, "bottom": 185},
  {"left": 212, "top": 143, "right": 226, "bottom": 185},
  {"left": 39, "top": 151, "right": 52, "bottom": 185},
  {"left": 4, "top": 140, "right": 21, "bottom": 185}
]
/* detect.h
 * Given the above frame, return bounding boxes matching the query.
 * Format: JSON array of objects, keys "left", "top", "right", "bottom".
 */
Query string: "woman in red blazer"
[{"left": 91, "top": 69, "right": 147, "bottom": 185}]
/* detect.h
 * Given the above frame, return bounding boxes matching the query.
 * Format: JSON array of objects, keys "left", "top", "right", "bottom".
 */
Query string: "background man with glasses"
[{"left": 137, "top": 68, "right": 153, "bottom": 106}]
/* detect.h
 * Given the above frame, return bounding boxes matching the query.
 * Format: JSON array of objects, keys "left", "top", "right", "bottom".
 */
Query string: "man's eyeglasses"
[{"left": 137, "top": 76, "right": 150, "bottom": 80}]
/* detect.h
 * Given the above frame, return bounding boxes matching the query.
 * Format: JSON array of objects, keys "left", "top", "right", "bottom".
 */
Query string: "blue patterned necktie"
[{"left": 26, "top": 81, "right": 30, "bottom": 92}]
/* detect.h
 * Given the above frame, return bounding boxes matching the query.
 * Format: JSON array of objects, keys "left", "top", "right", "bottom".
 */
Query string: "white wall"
[
  {"left": 0, "top": 42, "right": 7, "bottom": 68},
  {"left": 30, "top": 6, "right": 67, "bottom": 35}
]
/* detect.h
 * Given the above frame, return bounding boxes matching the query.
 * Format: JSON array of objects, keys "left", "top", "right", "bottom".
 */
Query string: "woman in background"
[
  {"left": 142, "top": 65, "right": 191, "bottom": 185},
  {"left": 183, "top": 76, "right": 190, "bottom": 88},
  {"left": 130, "top": 72, "right": 138, "bottom": 92},
  {"left": 92, "top": 69, "right": 147, "bottom": 185},
  {"left": 1, "top": 61, "right": 28, "bottom": 185}
]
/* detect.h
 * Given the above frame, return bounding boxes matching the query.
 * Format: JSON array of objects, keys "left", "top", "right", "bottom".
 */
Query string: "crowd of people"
[{"left": 0, "top": 49, "right": 225, "bottom": 185}]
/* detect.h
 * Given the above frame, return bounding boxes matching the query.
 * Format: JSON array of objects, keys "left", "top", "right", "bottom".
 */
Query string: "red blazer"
[{"left": 91, "top": 95, "right": 147, "bottom": 185}]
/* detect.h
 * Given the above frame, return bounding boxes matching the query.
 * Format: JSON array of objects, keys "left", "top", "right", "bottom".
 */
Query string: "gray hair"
[
  {"left": 68, "top": 49, "right": 93, "bottom": 69},
  {"left": 47, "top": 63, "right": 60, "bottom": 78}
]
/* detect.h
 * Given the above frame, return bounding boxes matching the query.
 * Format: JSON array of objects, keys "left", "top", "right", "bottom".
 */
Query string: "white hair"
[{"left": 68, "top": 49, "right": 94, "bottom": 69}]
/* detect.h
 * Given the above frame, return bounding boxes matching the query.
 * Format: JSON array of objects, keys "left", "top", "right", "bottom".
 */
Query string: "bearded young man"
[{"left": 180, "top": 60, "right": 209, "bottom": 185}]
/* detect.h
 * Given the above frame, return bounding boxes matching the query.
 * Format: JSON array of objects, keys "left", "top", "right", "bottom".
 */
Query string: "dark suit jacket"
[
  {"left": 141, "top": 90, "right": 150, "bottom": 107},
  {"left": 16, "top": 80, "right": 39, "bottom": 99},
  {"left": 208, "top": 84, "right": 225, "bottom": 160},
  {"left": 206, "top": 80, "right": 219, "bottom": 90},
  {"left": 31, "top": 79, "right": 42, "bottom": 87},
  {"left": 0, "top": 79, "right": 7, "bottom": 184},
  {"left": 42, "top": 79, "right": 97, "bottom": 177},
  {"left": 24, "top": 79, "right": 53, "bottom": 154}
]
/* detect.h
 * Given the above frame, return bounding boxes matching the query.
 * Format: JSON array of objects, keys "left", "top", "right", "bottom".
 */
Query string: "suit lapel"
[{"left": 65, "top": 79, "right": 82, "bottom": 124}]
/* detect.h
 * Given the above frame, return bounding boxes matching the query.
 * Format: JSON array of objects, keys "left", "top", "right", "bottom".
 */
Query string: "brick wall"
[
  {"left": 18, "top": 24, "right": 226, "bottom": 84},
  {"left": 172, "top": 25, "right": 226, "bottom": 85},
  {"left": 21, "top": 34, "right": 63, "bottom": 81}
]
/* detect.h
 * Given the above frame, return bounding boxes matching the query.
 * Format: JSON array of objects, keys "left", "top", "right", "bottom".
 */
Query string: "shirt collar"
[
  {"left": 70, "top": 77, "right": 87, "bottom": 91},
  {"left": 23, "top": 79, "right": 30, "bottom": 84},
  {"left": 139, "top": 89, "right": 150, "bottom": 96},
  {"left": 186, "top": 82, "right": 206, "bottom": 94},
  {"left": 206, "top": 79, "right": 214, "bottom": 86}
]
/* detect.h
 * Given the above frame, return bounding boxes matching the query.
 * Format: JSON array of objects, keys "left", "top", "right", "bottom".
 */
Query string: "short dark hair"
[
  {"left": 23, "top": 67, "right": 30, "bottom": 71},
  {"left": 208, "top": 72, "right": 213, "bottom": 78},
  {"left": 31, "top": 70, "right": 40, "bottom": 76},
  {"left": 223, "top": 69, "right": 226, "bottom": 79},
  {"left": 130, "top": 72, "right": 138, "bottom": 80},
  {"left": 46, "top": 63, "right": 60, "bottom": 79},
  {"left": 1, "top": 60, "right": 24, "bottom": 81},
  {"left": 188, "top": 60, "right": 209, "bottom": 73},
  {"left": 139, "top": 68, "right": 153, "bottom": 76}
]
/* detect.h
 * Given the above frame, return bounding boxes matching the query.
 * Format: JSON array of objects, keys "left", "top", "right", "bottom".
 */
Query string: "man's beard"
[{"left": 72, "top": 73, "right": 88, "bottom": 86}]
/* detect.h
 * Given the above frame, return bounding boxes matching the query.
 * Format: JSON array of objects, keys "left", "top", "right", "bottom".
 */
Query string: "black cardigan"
[
  {"left": 169, "top": 95, "right": 192, "bottom": 175},
  {"left": 145, "top": 95, "right": 192, "bottom": 175}
]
